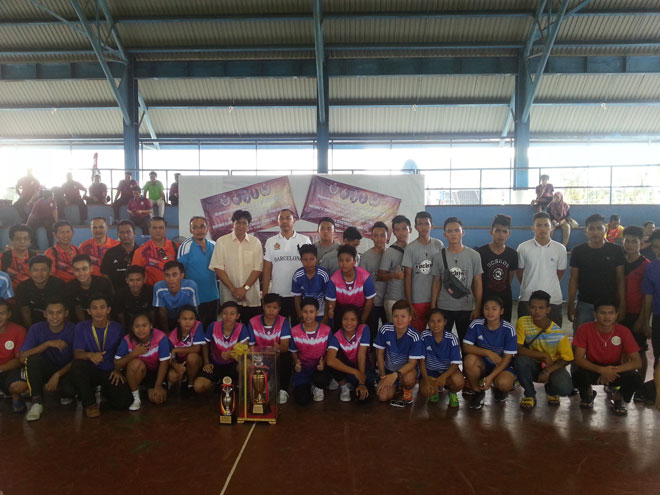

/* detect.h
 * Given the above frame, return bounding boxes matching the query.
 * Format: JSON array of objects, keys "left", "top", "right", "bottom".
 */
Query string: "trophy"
[
  {"left": 250, "top": 354, "right": 269, "bottom": 414},
  {"left": 219, "top": 376, "right": 235, "bottom": 424}
]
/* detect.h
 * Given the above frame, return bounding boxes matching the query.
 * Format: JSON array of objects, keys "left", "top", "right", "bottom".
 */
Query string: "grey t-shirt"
[
  {"left": 314, "top": 241, "right": 340, "bottom": 264},
  {"left": 359, "top": 248, "right": 386, "bottom": 306},
  {"left": 379, "top": 244, "right": 406, "bottom": 301},
  {"left": 401, "top": 237, "right": 444, "bottom": 304},
  {"left": 431, "top": 246, "right": 483, "bottom": 311},
  {"left": 320, "top": 252, "right": 339, "bottom": 276}
]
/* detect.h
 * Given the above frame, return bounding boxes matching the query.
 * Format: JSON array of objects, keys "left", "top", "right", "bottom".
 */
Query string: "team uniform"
[
  {"left": 326, "top": 267, "right": 376, "bottom": 328},
  {"left": 1, "top": 250, "right": 36, "bottom": 291},
  {"left": 0, "top": 270, "right": 14, "bottom": 301},
  {"left": 248, "top": 314, "right": 293, "bottom": 392},
  {"left": 152, "top": 278, "right": 199, "bottom": 330},
  {"left": 327, "top": 324, "right": 373, "bottom": 388},
  {"left": 463, "top": 319, "right": 517, "bottom": 376},
  {"left": 44, "top": 244, "right": 80, "bottom": 283},
  {"left": 132, "top": 239, "right": 178, "bottom": 287},
  {"left": 115, "top": 329, "right": 171, "bottom": 387},
  {"left": 201, "top": 322, "right": 250, "bottom": 383},
  {"left": 168, "top": 321, "right": 206, "bottom": 363},
  {"left": 79, "top": 237, "right": 120, "bottom": 277},
  {"left": 291, "top": 266, "right": 331, "bottom": 317},
  {"left": 283, "top": 322, "right": 332, "bottom": 403},
  {"left": 373, "top": 324, "right": 424, "bottom": 377},
  {"left": 420, "top": 330, "right": 462, "bottom": 378}
]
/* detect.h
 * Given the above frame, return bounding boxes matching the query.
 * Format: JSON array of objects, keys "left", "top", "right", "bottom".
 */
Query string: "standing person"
[
  {"left": 131, "top": 216, "right": 178, "bottom": 287},
  {"left": 531, "top": 174, "right": 553, "bottom": 212},
  {"left": 402, "top": 211, "right": 444, "bottom": 332},
  {"left": 143, "top": 171, "right": 166, "bottom": 217},
  {"left": 114, "top": 266, "right": 153, "bottom": 328},
  {"left": 0, "top": 300, "right": 28, "bottom": 412},
  {"left": 100, "top": 220, "right": 139, "bottom": 292},
  {"left": 127, "top": 186, "right": 152, "bottom": 235},
  {"left": 64, "top": 254, "right": 114, "bottom": 323},
  {"left": 378, "top": 215, "right": 411, "bottom": 322},
  {"left": 60, "top": 172, "right": 87, "bottom": 224},
  {"left": 14, "top": 169, "right": 41, "bottom": 222},
  {"left": 26, "top": 189, "right": 58, "bottom": 248},
  {"left": 606, "top": 214, "right": 625, "bottom": 244},
  {"left": 15, "top": 256, "right": 65, "bottom": 328},
  {"left": 2, "top": 224, "right": 36, "bottom": 291},
  {"left": 314, "top": 217, "right": 340, "bottom": 263},
  {"left": 153, "top": 260, "right": 199, "bottom": 333},
  {"left": 641, "top": 221, "right": 657, "bottom": 261},
  {"left": 568, "top": 214, "right": 626, "bottom": 332},
  {"left": 169, "top": 173, "right": 180, "bottom": 206},
  {"left": 641, "top": 230, "right": 660, "bottom": 367},
  {"left": 477, "top": 215, "right": 518, "bottom": 323},
  {"left": 87, "top": 175, "right": 109, "bottom": 205},
  {"left": 320, "top": 227, "right": 362, "bottom": 276},
  {"left": 79, "top": 217, "right": 119, "bottom": 277},
  {"left": 210, "top": 210, "right": 263, "bottom": 325},
  {"left": 44, "top": 221, "right": 80, "bottom": 283},
  {"left": 517, "top": 212, "right": 567, "bottom": 326},
  {"left": 430, "top": 217, "right": 483, "bottom": 342},
  {"left": 359, "top": 222, "right": 388, "bottom": 338},
  {"left": 291, "top": 244, "right": 331, "bottom": 325},
  {"left": 112, "top": 172, "right": 138, "bottom": 223},
  {"left": 547, "top": 192, "right": 572, "bottom": 246},
  {"left": 178, "top": 216, "right": 219, "bottom": 329},
  {"left": 262, "top": 209, "right": 311, "bottom": 320}
]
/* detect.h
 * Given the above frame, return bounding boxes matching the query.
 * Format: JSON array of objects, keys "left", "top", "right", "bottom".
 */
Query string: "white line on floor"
[{"left": 219, "top": 423, "right": 256, "bottom": 495}]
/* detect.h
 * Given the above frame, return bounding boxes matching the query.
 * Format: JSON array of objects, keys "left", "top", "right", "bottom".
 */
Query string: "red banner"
[
  {"left": 300, "top": 176, "right": 401, "bottom": 238},
  {"left": 200, "top": 177, "right": 298, "bottom": 240}
]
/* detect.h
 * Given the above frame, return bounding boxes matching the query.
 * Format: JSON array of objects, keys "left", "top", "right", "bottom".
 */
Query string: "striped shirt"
[
  {"left": 291, "top": 266, "right": 331, "bottom": 316},
  {"left": 153, "top": 279, "right": 199, "bottom": 318},
  {"left": 463, "top": 318, "right": 517, "bottom": 365},
  {"left": 373, "top": 324, "right": 423, "bottom": 372},
  {"left": 326, "top": 266, "right": 376, "bottom": 310},
  {"left": 515, "top": 316, "right": 573, "bottom": 362},
  {"left": 420, "top": 330, "right": 462, "bottom": 376}
]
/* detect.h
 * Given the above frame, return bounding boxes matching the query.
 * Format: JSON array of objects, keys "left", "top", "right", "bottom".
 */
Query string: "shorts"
[
  {"left": 142, "top": 369, "right": 164, "bottom": 389},
  {"left": 0, "top": 368, "right": 25, "bottom": 394},
  {"left": 427, "top": 368, "right": 451, "bottom": 379},
  {"left": 484, "top": 360, "right": 516, "bottom": 378},
  {"left": 411, "top": 302, "right": 431, "bottom": 332},
  {"left": 199, "top": 362, "right": 238, "bottom": 384}
]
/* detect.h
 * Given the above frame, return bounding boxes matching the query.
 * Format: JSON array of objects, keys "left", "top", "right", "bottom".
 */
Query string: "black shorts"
[
  {"left": 142, "top": 369, "right": 164, "bottom": 389},
  {"left": 0, "top": 368, "right": 25, "bottom": 394},
  {"left": 199, "top": 362, "right": 238, "bottom": 384}
]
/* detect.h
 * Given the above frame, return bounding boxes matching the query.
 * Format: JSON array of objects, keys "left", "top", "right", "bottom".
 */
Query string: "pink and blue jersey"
[
  {"left": 326, "top": 266, "right": 376, "bottom": 310},
  {"left": 327, "top": 324, "right": 371, "bottom": 366},
  {"left": 291, "top": 266, "right": 331, "bottom": 316},
  {"left": 168, "top": 321, "right": 206, "bottom": 363},
  {"left": 420, "top": 330, "right": 462, "bottom": 377},
  {"left": 373, "top": 324, "right": 423, "bottom": 372},
  {"left": 115, "top": 328, "right": 171, "bottom": 372},
  {"left": 283, "top": 322, "right": 332, "bottom": 370},
  {"left": 248, "top": 314, "right": 290, "bottom": 348},
  {"left": 463, "top": 319, "right": 517, "bottom": 365},
  {"left": 205, "top": 321, "right": 250, "bottom": 366}
]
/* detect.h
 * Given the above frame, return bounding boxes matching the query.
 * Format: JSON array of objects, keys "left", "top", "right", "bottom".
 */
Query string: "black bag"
[{"left": 441, "top": 249, "right": 470, "bottom": 299}]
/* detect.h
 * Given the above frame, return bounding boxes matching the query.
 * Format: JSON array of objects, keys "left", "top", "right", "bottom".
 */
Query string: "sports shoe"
[
  {"left": 493, "top": 389, "right": 508, "bottom": 403},
  {"left": 85, "top": 404, "right": 100, "bottom": 418},
  {"left": 469, "top": 391, "right": 485, "bottom": 410},
  {"left": 26, "top": 403, "right": 44, "bottom": 421},
  {"left": 129, "top": 394, "right": 142, "bottom": 411},
  {"left": 60, "top": 397, "right": 74, "bottom": 406},
  {"left": 462, "top": 387, "right": 476, "bottom": 396},
  {"left": 95, "top": 385, "right": 102, "bottom": 404},
  {"left": 612, "top": 399, "right": 628, "bottom": 416},
  {"left": 448, "top": 392, "right": 459, "bottom": 408},
  {"left": 328, "top": 379, "right": 340, "bottom": 391},
  {"left": 340, "top": 383, "right": 352, "bottom": 402},
  {"left": 312, "top": 385, "right": 324, "bottom": 402},
  {"left": 402, "top": 388, "right": 413, "bottom": 405},
  {"left": 428, "top": 393, "right": 440, "bottom": 403},
  {"left": 580, "top": 389, "right": 597, "bottom": 409},
  {"left": 278, "top": 389, "right": 289, "bottom": 404},
  {"left": 547, "top": 395, "right": 560, "bottom": 406},
  {"left": 633, "top": 392, "right": 647, "bottom": 403}
]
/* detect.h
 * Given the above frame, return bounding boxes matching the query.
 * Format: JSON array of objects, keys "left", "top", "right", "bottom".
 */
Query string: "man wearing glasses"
[{"left": 132, "top": 217, "right": 178, "bottom": 286}]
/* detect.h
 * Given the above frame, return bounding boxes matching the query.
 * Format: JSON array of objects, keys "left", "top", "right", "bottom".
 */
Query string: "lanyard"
[{"left": 92, "top": 323, "right": 109, "bottom": 352}]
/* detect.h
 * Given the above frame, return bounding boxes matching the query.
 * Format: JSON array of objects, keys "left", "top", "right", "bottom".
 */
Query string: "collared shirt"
[
  {"left": 79, "top": 237, "right": 120, "bottom": 277},
  {"left": 153, "top": 279, "right": 199, "bottom": 318},
  {"left": 45, "top": 243, "right": 80, "bottom": 283},
  {"left": 178, "top": 238, "right": 219, "bottom": 304},
  {"left": 127, "top": 197, "right": 152, "bottom": 219},
  {"left": 209, "top": 232, "right": 263, "bottom": 307},
  {"left": 517, "top": 238, "right": 567, "bottom": 305},
  {"left": 1, "top": 250, "right": 36, "bottom": 290},
  {"left": 100, "top": 243, "right": 139, "bottom": 291},
  {"left": 132, "top": 239, "right": 178, "bottom": 286},
  {"left": 264, "top": 231, "right": 311, "bottom": 297}
]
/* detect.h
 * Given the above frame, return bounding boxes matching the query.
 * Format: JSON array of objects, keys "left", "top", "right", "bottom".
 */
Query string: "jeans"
[
  {"left": 573, "top": 301, "right": 595, "bottom": 335},
  {"left": 441, "top": 309, "right": 472, "bottom": 343},
  {"left": 293, "top": 367, "right": 331, "bottom": 405},
  {"left": 514, "top": 355, "right": 573, "bottom": 398},
  {"left": 653, "top": 315, "right": 660, "bottom": 366}
]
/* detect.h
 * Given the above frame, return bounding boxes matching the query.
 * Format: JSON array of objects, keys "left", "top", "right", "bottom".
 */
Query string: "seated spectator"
[
  {"left": 531, "top": 174, "right": 553, "bottom": 212},
  {"left": 1, "top": 224, "right": 36, "bottom": 292},
  {"left": 79, "top": 217, "right": 120, "bottom": 277},
  {"left": 606, "top": 214, "right": 624, "bottom": 244},
  {"left": 169, "top": 173, "right": 180, "bottom": 206},
  {"left": 572, "top": 301, "right": 643, "bottom": 415},
  {"left": 87, "top": 175, "right": 109, "bottom": 205},
  {"left": 26, "top": 189, "right": 57, "bottom": 248},
  {"left": 127, "top": 186, "right": 152, "bottom": 235},
  {"left": 641, "top": 221, "right": 657, "bottom": 261},
  {"left": 112, "top": 172, "right": 138, "bottom": 222},
  {"left": 16, "top": 256, "right": 66, "bottom": 328},
  {"left": 60, "top": 172, "right": 87, "bottom": 223},
  {"left": 100, "top": 220, "right": 139, "bottom": 292},
  {"left": 320, "top": 226, "right": 362, "bottom": 275},
  {"left": 132, "top": 216, "right": 178, "bottom": 286},
  {"left": 44, "top": 221, "right": 80, "bottom": 283},
  {"left": 115, "top": 265, "right": 153, "bottom": 328},
  {"left": 153, "top": 260, "right": 199, "bottom": 333},
  {"left": 14, "top": 169, "right": 40, "bottom": 222},
  {"left": 0, "top": 299, "right": 28, "bottom": 412},
  {"left": 64, "top": 254, "right": 114, "bottom": 323},
  {"left": 547, "top": 191, "right": 573, "bottom": 246},
  {"left": 143, "top": 171, "right": 165, "bottom": 217}
]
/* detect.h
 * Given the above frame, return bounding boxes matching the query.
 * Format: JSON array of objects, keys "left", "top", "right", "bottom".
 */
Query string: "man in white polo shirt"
[
  {"left": 262, "top": 209, "right": 311, "bottom": 320},
  {"left": 517, "top": 211, "right": 568, "bottom": 326}
]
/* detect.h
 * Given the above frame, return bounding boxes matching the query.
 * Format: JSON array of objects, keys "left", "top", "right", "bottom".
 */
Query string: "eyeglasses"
[{"left": 159, "top": 248, "right": 169, "bottom": 261}]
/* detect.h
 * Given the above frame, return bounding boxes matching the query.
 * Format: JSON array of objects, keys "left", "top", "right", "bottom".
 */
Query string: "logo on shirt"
[
  {"left": 416, "top": 260, "right": 432, "bottom": 275},
  {"left": 4, "top": 340, "right": 15, "bottom": 350},
  {"left": 477, "top": 335, "right": 484, "bottom": 340},
  {"left": 385, "top": 340, "right": 392, "bottom": 346},
  {"left": 611, "top": 336, "right": 621, "bottom": 346},
  {"left": 449, "top": 266, "right": 466, "bottom": 283},
  {"left": 426, "top": 346, "right": 432, "bottom": 351},
  {"left": 274, "top": 243, "right": 281, "bottom": 250},
  {"left": 492, "top": 267, "right": 504, "bottom": 281}
]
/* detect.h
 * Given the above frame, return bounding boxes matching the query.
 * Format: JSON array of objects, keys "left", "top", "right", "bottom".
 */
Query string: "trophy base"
[
  {"left": 220, "top": 415, "right": 233, "bottom": 425},
  {"left": 252, "top": 404, "right": 264, "bottom": 414}
]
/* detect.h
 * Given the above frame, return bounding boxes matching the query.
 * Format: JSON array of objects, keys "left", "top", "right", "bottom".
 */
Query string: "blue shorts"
[
  {"left": 484, "top": 359, "right": 516, "bottom": 378},
  {"left": 426, "top": 368, "right": 450, "bottom": 379}
]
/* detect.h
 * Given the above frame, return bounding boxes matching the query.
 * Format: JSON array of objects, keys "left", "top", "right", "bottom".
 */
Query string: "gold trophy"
[
  {"left": 219, "top": 376, "right": 235, "bottom": 424},
  {"left": 250, "top": 354, "right": 268, "bottom": 414}
]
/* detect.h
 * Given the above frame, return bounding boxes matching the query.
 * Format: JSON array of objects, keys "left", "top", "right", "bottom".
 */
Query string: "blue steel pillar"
[
  {"left": 513, "top": 51, "right": 530, "bottom": 189},
  {"left": 120, "top": 56, "right": 139, "bottom": 177}
]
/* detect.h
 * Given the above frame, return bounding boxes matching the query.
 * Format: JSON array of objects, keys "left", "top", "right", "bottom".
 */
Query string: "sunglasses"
[{"left": 158, "top": 248, "right": 169, "bottom": 261}]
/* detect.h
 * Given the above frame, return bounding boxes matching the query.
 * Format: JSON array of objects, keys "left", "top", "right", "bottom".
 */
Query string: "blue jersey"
[
  {"left": 291, "top": 266, "right": 331, "bottom": 316},
  {"left": 153, "top": 279, "right": 199, "bottom": 318},
  {"left": 373, "top": 324, "right": 423, "bottom": 372},
  {"left": 420, "top": 330, "right": 462, "bottom": 377},
  {"left": 463, "top": 319, "right": 517, "bottom": 365},
  {"left": 21, "top": 321, "right": 76, "bottom": 368},
  {"left": 0, "top": 270, "right": 13, "bottom": 300},
  {"left": 177, "top": 238, "right": 220, "bottom": 304}
]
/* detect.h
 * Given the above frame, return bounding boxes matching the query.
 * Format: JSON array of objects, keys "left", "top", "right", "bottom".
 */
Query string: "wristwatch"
[{"left": 243, "top": 284, "right": 251, "bottom": 291}]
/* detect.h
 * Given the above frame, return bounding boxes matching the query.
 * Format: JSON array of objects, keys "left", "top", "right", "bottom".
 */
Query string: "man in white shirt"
[
  {"left": 262, "top": 209, "right": 311, "bottom": 320},
  {"left": 517, "top": 211, "right": 568, "bottom": 326}
]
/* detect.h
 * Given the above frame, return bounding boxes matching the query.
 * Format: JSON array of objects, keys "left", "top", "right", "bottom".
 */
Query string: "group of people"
[{"left": 1, "top": 204, "right": 659, "bottom": 422}]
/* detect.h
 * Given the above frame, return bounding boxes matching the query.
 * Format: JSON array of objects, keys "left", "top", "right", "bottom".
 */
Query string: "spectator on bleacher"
[
  {"left": 531, "top": 174, "right": 553, "bottom": 213},
  {"left": 14, "top": 169, "right": 40, "bottom": 222},
  {"left": 114, "top": 265, "right": 153, "bottom": 328},
  {"left": 15, "top": 256, "right": 65, "bottom": 328},
  {"left": 606, "top": 214, "right": 624, "bottom": 244},
  {"left": 1, "top": 225, "right": 36, "bottom": 291},
  {"left": 78, "top": 217, "right": 119, "bottom": 277},
  {"left": 87, "top": 175, "right": 109, "bottom": 205},
  {"left": 143, "top": 171, "right": 166, "bottom": 217},
  {"left": 127, "top": 186, "right": 152, "bottom": 235},
  {"left": 100, "top": 220, "right": 139, "bottom": 292},
  {"left": 547, "top": 191, "right": 573, "bottom": 246},
  {"left": 60, "top": 172, "right": 87, "bottom": 223},
  {"left": 112, "top": 172, "right": 138, "bottom": 223},
  {"left": 132, "top": 216, "right": 178, "bottom": 287},
  {"left": 26, "top": 190, "right": 58, "bottom": 248},
  {"left": 44, "top": 221, "right": 79, "bottom": 283},
  {"left": 153, "top": 260, "right": 199, "bottom": 333},
  {"left": 178, "top": 216, "right": 219, "bottom": 329},
  {"left": 169, "top": 173, "right": 180, "bottom": 206},
  {"left": 64, "top": 254, "right": 114, "bottom": 323},
  {"left": 641, "top": 221, "right": 657, "bottom": 261}
]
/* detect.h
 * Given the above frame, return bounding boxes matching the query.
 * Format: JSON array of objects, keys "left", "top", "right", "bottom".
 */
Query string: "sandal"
[
  {"left": 546, "top": 395, "right": 560, "bottom": 406},
  {"left": 519, "top": 397, "right": 536, "bottom": 410}
]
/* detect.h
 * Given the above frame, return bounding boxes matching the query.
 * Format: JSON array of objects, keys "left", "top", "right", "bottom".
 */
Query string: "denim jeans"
[{"left": 514, "top": 355, "right": 573, "bottom": 398}]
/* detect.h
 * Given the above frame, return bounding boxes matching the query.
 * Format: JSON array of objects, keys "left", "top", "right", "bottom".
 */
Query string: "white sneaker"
[
  {"left": 339, "top": 383, "right": 352, "bottom": 402},
  {"left": 60, "top": 397, "right": 74, "bottom": 406},
  {"left": 278, "top": 389, "right": 289, "bottom": 404},
  {"left": 328, "top": 379, "right": 340, "bottom": 391},
  {"left": 95, "top": 385, "right": 102, "bottom": 404},
  {"left": 129, "top": 393, "right": 142, "bottom": 411},
  {"left": 312, "top": 385, "right": 324, "bottom": 402},
  {"left": 26, "top": 403, "right": 44, "bottom": 421}
]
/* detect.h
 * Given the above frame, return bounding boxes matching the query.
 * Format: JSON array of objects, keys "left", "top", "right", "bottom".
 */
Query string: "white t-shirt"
[
  {"left": 264, "top": 231, "right": 311, "bottom": 297},
  {"left": 517, "top": 238, "right": 567, "bottom": 305}
]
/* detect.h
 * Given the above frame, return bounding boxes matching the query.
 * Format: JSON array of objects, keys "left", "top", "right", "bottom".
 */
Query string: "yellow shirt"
[{"left": 516, "top": 316, "right": 574, "bottom": 362}]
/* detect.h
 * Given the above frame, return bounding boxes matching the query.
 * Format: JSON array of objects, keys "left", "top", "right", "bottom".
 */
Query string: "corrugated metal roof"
[
  {"left": 0, "top": 108, "right": 126, "bottom": 137},
  {"left": 0, "top": 79, "right": 115, "bottom": 105},
  {"left": 537, "top": 74, "right": 660, "bottom": 101},
  {"left": 557, "top": 14, "right": 660, "bottom": 41},
  {"left": 530, "top": 105, "right": 660, "bottom": 133}
]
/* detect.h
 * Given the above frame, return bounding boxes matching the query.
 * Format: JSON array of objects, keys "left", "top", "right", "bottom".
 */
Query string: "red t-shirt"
[
  {"left": 0, "top": 323, "right": 27, "bottom": 366},
  {"left": 625, "top": 256, "right": 650, "bottom": 315},
  {"left": 573, "top": 322, "right": 640, "bottom": 365},
  {"left": 127, "top": 197, "right": 152, "bottom": 219},
  {"left": 132, "top": 240, "right": 177, "bottom": 286},
  {"left": 79, "top": 237, "right": 120, "bottom": 276}
]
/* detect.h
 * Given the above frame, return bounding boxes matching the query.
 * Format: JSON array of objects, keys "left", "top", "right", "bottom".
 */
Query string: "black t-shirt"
[
  {"left": 64, "top": 275, "right": 114, "bottom": 312},
  {"left": 641, "top": 245, "right": 657, "bottom": 262},
  {"left": 476, "top": 244, "right": 518, "bottom": 301},
  {"left": 115, "top": 284, "right": 154, "bottom": 324},
  {"left": 569, "top": 242, "right": 625, "bottom": 304},
  {"left": 100, "top": 243, "right": 138, "bottom": 291},
  {"left": 15, "top": 277, "right": 66, "bottom": 324}
]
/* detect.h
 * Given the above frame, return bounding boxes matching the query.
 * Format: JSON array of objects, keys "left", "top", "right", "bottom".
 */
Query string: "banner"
[
  {"left": 301, "top": 176, "right": 401, "bottom": 238},
  {"left": 200, "top": 177, "right": 298, "bottom": 240}
]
